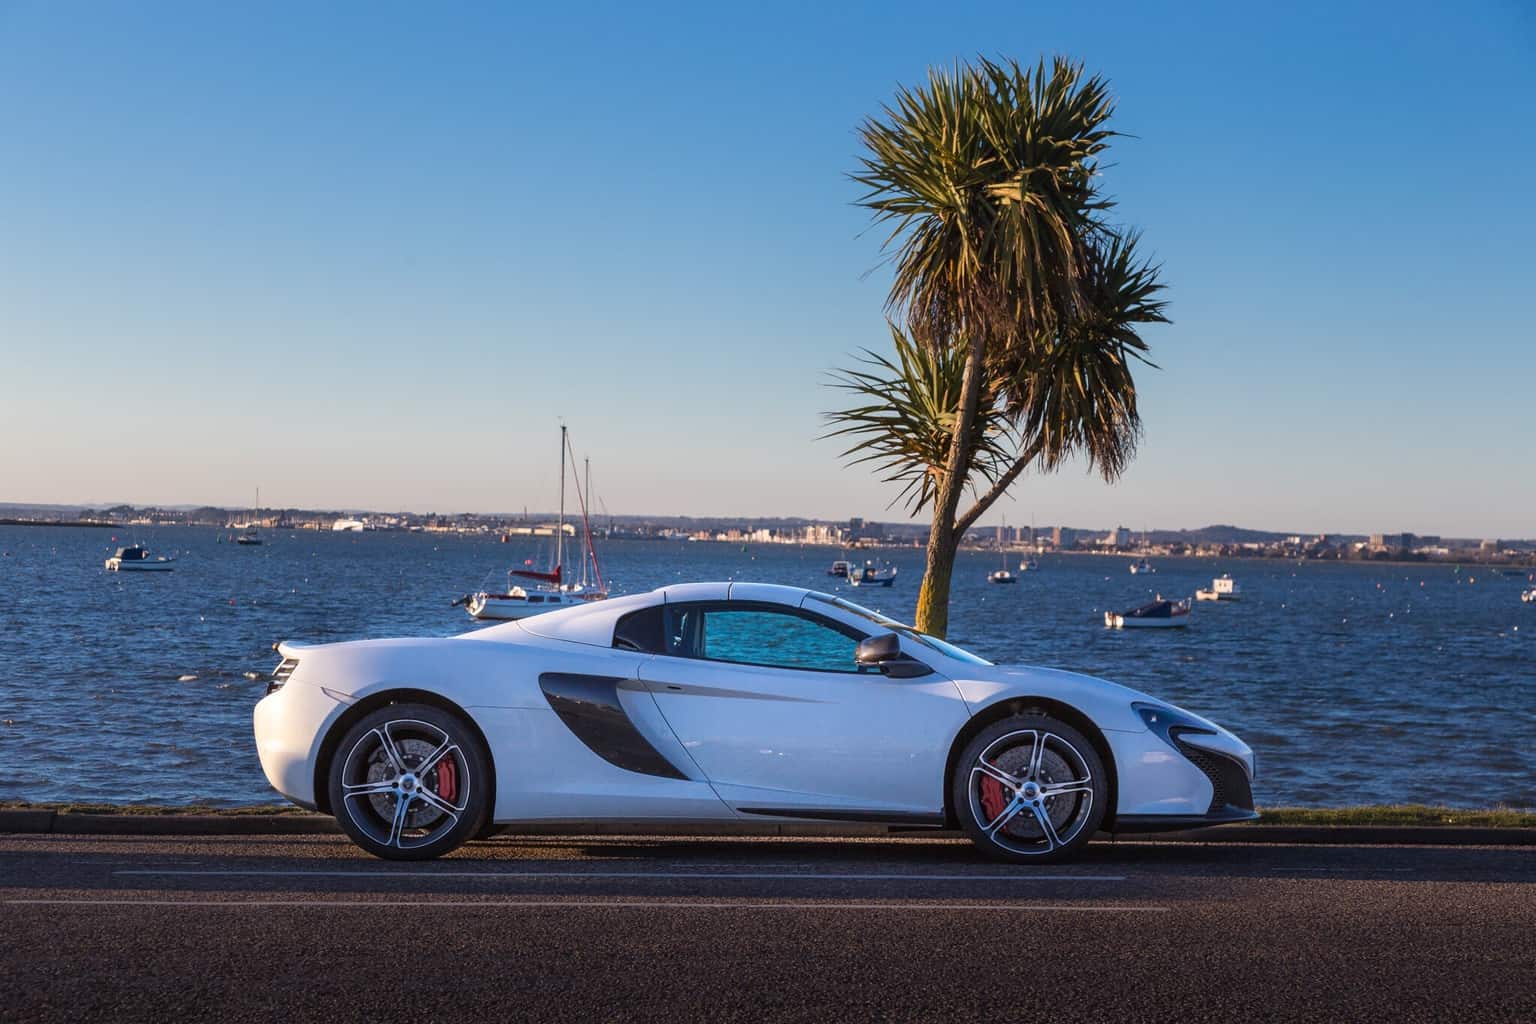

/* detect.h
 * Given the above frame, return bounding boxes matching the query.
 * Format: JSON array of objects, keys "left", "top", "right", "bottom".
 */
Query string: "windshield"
[{"left": 805, "top": 593, "right": 992, "bottom": 666}]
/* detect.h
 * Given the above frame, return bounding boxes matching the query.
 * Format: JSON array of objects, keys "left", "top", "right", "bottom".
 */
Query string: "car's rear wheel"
[
  {"left": 328, "top": 704, "right": 490, "bottom": 861},
  {"left": 952, "top": 714, "right": 1107, "bottom": 864}
]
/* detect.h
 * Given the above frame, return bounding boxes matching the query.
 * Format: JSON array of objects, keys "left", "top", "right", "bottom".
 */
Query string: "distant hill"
[
  {"left": 1149, "top": 524, "right": 1366, "bottom": 545},
  {"left": 1153, "top": 524, "right": 1286, "bottom": 545}
]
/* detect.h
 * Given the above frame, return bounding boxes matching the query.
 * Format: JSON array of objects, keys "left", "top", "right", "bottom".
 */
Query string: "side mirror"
[{"left": 855, "top": 632, "right": 930, "bottom": 678}]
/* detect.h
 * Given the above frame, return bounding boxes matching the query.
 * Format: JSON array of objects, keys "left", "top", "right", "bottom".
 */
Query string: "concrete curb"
[{"left": 2, "top": 810, "right": 1533, "bottom": 845}]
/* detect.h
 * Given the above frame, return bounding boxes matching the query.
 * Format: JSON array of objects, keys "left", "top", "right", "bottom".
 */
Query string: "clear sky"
[{"left": 2, "top": 1, "right": 1532, "bottom": 537}]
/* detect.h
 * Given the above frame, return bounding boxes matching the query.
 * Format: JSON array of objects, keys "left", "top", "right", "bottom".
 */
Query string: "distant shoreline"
[{"left": 3, "top": 520, "right": 1528, "bottom": 573}]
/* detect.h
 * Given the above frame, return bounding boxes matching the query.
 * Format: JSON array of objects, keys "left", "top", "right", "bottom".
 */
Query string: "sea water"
[{"left": 1, "top": 526, "right": 1530, "bottom": 809}]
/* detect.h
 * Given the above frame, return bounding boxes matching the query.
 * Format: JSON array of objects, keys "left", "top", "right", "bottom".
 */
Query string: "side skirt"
[
  {"left": 737, "top": 807, "right": 946, "bottom": 827},
  {"left": 1112, "top": 809, "right": 1260, "bottom": 833}
]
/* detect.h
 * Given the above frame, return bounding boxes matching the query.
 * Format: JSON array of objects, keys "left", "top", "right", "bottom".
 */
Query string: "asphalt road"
[{"left": 2, "top": 833, "right": 1533, "bottom": 1023}]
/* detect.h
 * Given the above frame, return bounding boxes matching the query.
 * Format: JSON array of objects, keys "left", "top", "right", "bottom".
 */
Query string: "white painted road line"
[
  {"left": 1265, "top": 872, "right": 1406, "bottom": 878},
  {"left": 111, "top": 869, "right": 1126, "bottom": 882},
  {"left": 6, "top": 898, "right": 1165, "bottom": 912}
]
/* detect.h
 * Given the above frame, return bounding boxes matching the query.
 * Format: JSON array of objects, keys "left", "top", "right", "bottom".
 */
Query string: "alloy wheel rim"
[
  {"left": 967, "top": 729, "right": 1094, "bottom": 856},
  {"left": 339, "top": 719, "right": 470, "bottom": 850}
]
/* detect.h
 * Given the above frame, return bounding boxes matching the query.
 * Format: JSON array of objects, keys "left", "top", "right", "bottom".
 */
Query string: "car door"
[{"left": 635, "top": 600, "right": 970, "bottom": 821}]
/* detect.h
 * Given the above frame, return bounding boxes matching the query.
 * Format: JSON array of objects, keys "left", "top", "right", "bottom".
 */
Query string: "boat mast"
[
  {"left": 557, "top": 425, "right": 566, "bottom": 584},
  {"left": 582, "top": 458, "right": 592, "bottom": 589}
]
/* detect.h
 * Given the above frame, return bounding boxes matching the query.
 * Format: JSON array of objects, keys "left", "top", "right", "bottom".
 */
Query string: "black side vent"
[
  {"left": 1172, "top": 733, "right": 1254, "bottom": 813},
  {"left": 538, "top": 673, "right": 687, "bottom": 780}
]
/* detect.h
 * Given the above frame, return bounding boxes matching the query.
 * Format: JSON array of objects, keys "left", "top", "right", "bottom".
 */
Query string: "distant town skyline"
[
  {"left": 1, "top": 499, "right": 1527, "bottom": 547},
  {"left": 3, "top": 3, "right": 1533, "bottom": 538}
]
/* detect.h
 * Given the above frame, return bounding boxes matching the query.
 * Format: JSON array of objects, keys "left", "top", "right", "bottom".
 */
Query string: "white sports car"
[{"left": 253, "top": 583, "right": 1256, "bottom": 863}]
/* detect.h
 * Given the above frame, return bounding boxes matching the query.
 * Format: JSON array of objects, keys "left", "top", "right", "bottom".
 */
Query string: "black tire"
[
  {"left": 328, "top": 703, "right": 491, "bottom": 861},
  {"left": 951, "top": 713, "right": 1107, "bottom": 864},
  {"left": 474, "top": 823, "right": 515, "bottom": 841}
]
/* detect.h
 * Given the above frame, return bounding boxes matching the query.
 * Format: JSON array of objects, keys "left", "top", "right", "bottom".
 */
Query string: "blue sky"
[{"left": 1, "top": 1, "right": 1532, "bottom": 537}]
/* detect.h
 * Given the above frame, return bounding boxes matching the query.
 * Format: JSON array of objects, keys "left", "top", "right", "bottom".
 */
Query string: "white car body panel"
[
  {"left": 253, "top": 583, "right": 1256, "bottom": 830},
  {"left": 470, "top": 707, "right": 734, "bottom": 822},
  {"left": 637, "top": 656, "right": 970, "bottom": 816}
]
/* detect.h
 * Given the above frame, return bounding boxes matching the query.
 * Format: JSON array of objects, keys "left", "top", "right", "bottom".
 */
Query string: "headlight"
[{"left": 1133, "top": 701, "right": 1216, "bottom": 747}]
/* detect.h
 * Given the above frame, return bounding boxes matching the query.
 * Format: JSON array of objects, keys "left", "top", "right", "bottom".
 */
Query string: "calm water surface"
[{"left": 1, "top": 526, "right": 1531, "bottom": 808}]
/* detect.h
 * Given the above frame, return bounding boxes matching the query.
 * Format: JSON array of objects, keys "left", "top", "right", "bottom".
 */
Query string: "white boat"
[
  {"left": 464, "top": 586, "right": 602, "bottom": 620},
  {"left": 1522, "top": 589, "right": 1536, "bottom": 604},
  {"left": 988, "top": 520, "right": 1017, "bottom": 583},
  {"left": 1018, "top": 559, "right": 1039, "bottom": 571},
  {"left": 235, "top": 524, "right": 263, "bottom": 546},
  {"left": 459, "top": 427, "right": 608, "bottom": 621},
  {"left": 827, "top": 559, "right": 853, "bottom": 578},
  {"left": 1129, "top": 558, "right": 1154, "bottom": 575},
  {"left": 849, "top": 561, "right": 897, "bottom": 587},
  {"left": 1196, "top": 575, "right": 1242, "bottom": 601},
  {"left": 1105, "top": 597, "right": 1190, "bottom": 629},
  {"left": 105, "top": 545, "right": 174, "bottom": 572}
]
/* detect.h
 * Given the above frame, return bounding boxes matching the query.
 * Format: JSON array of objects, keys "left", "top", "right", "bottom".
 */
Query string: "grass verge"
[
  {"left": 1251, "top": 805, "right": 1536, "bottom": 828},
  {"left": 0, "top": 801, "right": 314, "bottom": 816}
]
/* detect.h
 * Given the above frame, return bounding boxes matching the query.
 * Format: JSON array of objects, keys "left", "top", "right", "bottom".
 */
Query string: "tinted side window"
[
  {"left": 698, "top": 608, "right": 864, "bottom": 673},
  {"left": 612, "top": 605, "right": 665, "bottom": 653}
]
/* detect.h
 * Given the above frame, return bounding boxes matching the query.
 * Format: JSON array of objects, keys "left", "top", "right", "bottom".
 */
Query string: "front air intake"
[{"left": 1172, "top": 732, "right": 1254, "bottom": 814}]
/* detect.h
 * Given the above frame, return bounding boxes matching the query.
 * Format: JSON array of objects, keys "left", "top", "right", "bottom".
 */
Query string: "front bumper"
[{"left": 1106, "top": 708, "right": 1258, "bottom": 825}]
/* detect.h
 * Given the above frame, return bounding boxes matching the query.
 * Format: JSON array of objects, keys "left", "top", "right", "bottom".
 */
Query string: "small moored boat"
[
  {"left": 233, "top": 488, "right": 265, "bottom": 544},
  {"left": 462, "top": 585, "right": 601, "bottom": 620},
  {"left": 1105, "top": 597, "right": 1190, "bottom": 629},
  {"left": 849, "top": 561, "right": 897, "bottom": 587},
  {"left": 1129, "top": 558, "right": 1154, "bottom": 575},
  {"left": 1522, "top": 588, "right": 1535, "bottom": 604},
  {"left": 105, "top": 545, "right": 174, "bottom": 572},
  {"left": 988, "top": 520, "right": 1017, "bottom": 584},
  {"left": 1196, "top": 575, "right": 1241, "bottom": 601},
  {"left": 458, "top": 426, "right": 608, "bottom": 621},
  {"left": 1018, "top": 558, "right": 1039, "bottom": 572},
  {"left": 827, "top": 559, "right": 853, "bottom": 578}
]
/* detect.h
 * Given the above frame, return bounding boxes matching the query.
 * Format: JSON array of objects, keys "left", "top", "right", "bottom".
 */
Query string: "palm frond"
[
  {"left": 851, "top": 56, "right": 1119, "bottom": 352},
  {"left": 823, "top": 326, "right": 1013, "bottom": 514},
  {"left": 1003, "top": 232, "right": 1168, "bottom": 481}
]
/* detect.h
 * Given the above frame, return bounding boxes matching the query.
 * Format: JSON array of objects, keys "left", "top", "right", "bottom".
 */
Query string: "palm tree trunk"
[
  {"left": 914, "top": 513, "right": 960, "bottom": 637},
  {"left": 913, "top": 333, "right": 988, "bottom": 638}
]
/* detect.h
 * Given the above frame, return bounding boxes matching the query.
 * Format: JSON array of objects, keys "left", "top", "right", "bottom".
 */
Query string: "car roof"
[{"left": 503, "top": 582, "right": 816, "bottom": 648}]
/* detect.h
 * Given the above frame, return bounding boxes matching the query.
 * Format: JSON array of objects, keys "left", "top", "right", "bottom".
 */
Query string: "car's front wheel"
[
  {"left": 952, "top": 714, "right": 1108, "bottom": 863},
  {"left": 328, "top": 704, "right": 491, "bottom": 861}
]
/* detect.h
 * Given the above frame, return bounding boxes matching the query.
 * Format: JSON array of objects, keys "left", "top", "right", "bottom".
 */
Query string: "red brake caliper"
[
  {"left": 436, "top": 758, "right": 457, "bottom": 804},
  {"left": 979, "top": 774, "right": 1007, "bottom": 822}
]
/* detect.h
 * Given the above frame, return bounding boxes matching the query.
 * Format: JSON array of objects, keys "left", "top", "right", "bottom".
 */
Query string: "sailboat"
[
  {"left": 988, "top": 519, "right": 1017, "bottom": 584},
  {"left": 235, "top": 487, "right": 264, "bottom": 545},
  {"left": 457, "top": 426, "right": 609, "bottom": 621},
  {"left": 1018, "top": 513, "right": 1038, "bottom": 570}
]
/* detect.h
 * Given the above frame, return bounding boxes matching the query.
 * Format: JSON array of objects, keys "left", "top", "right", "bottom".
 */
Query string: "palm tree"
[{"left": 828, "top": 57, "right": 1167, "bottom": 637}]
